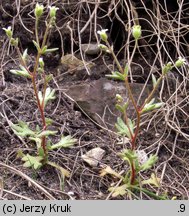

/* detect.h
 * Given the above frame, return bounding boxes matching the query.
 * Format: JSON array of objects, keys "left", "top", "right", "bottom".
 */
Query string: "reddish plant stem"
[
  {"left": 106, "top": 38, "right": 165, "bottom": 185},
  {"left": 106, "top": 41, "right": 140, "bottom": 150},
  {"left": 131, "top": 110, "right": 141, "bottom": 151},
  {"left": 14, "top": 18, "right": 53, "bottom": 161},
  {"left": 106, "top": 42, "right": 139, "bottom": 184},
  {"left": 130, "top": 162, "right": 136, "bottom": 185},
  {"left": 124, "top": 78, "right": 140, "bottom": 150},
  {"left": 32, "top": 53, "right": 47, "bottom": 159},
  {"left": 31, "top": 19, "right": 52, "bottom": 160},
  {"left": 31, "top": 75, "right": 47, "bottom": 158},
  {"left": 15, "top": 45, "right": 47, "bottom": 158}
]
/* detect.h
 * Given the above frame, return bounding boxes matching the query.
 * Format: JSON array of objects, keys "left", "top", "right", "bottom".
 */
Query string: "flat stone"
[
  {"left": 81, "top": 43, "right": 100, "bottom": 55},
  {"left": 65, "top": 78, "right": 152, "bottom": 129},
  {"left": 61, "top": 54, "right": 95, "bottom": 73},
  {"left": 81, "top": 147, "right": 105, "bottom": 167}
]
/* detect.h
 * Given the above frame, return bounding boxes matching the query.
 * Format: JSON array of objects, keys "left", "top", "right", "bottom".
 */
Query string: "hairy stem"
[
  {"left": 31, "top": 17, "right": 55, "bottom": 160},
  {"left": 32, "top": 23, "right": 48, "bottom": 159},
  {"left": 130, "top": 162, "right": 136, "bottom": 185},
  {"left": 35, "top": 18, "right": 40, "bottom": 45},
  {"left": 124, "top": 78, "right": 140, "bottom": 150},
  {"left": 131, "top": 111, "right": 141, "bottom": 150},
  {"left": 106, "top": 41, "right": 140, "bottom": 150},
  {"left": 106, "top": 41, "right": 140, "bottom": 185},
  {"left": 31, "top": 72, "right": 47, "bottom": 159},
  {"left": 41, "top": 21, "right": 52, "bottom": 49}
]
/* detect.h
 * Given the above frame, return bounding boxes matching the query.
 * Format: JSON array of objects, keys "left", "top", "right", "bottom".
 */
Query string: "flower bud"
[
  {"left": 22, "top": 49, "right": 28, "bottom": 64},
  {"left": 10, "top": 38, "right": 18, "bottom": 47},
  {"left": 98, "top": 44, "right": 110, "bottom": 53},
  {"left": 116, "top": 94, "right": 123, "bottom": 103},
  {"left": 48, "top": 6, "right": 59, "bottom": 18},
  {"left": 141, "top": 100, "right": 164, "bottom": 113},
  {"left": 162, "top": 62, "right": 173, "bottom": 75},
  {"left": 175, "top": 57, "right": 186, "bottom": 67},
  {"left": 3, "top": 26, "right": 12, "bottom": 39},
  {"left": 97, "top": 29, "right": 108, "bottom": 42},
  {"left": 39, "top": 57, "right": 45, "bottom": 68},
  {"left": 34, "top": 3, "right": 44, "bottom": 18},
  {"left": 132, "top": 25, "right": 141, "bottom": 40}
]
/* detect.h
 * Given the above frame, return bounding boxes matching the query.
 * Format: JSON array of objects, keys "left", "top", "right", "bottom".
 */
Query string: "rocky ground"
[{"left": 0, "top": 0, "right": 189, "bottom": 200}]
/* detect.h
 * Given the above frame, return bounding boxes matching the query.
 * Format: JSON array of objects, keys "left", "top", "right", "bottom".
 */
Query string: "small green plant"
[
  {"left": 3, "top": 3, "right": 77, "bottom": 179},
  {"left": 98, "top": 26, "right": 185, "bottom": 199}
]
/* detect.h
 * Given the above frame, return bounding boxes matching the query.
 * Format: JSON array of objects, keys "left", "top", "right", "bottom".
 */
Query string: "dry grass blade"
[{"left": 0, "top": 162, "right": 55, "bottom": 200}]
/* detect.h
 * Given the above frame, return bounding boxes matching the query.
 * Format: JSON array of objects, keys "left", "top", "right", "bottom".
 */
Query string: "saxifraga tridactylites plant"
[
  {"left": 98, "top": 26, "right": 186, "bottom": 199},
  {"left": 3, "top": 3, "right": 77, "bottom": 179}
]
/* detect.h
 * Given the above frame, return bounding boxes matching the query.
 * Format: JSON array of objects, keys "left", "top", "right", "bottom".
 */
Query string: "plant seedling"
[
  {"left": 98, "top": 26, "right": 186, "bottom": 199},
  {"left": 3, "top": 3, "right": 77, "bottom": 180}
]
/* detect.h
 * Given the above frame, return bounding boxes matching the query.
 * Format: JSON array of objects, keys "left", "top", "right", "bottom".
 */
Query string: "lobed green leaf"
[
  {"left": 11, "top": 121, "right": 35, "bottom": 137},
  {"left": 49, "top": 135, "right": 77, "bottom": 150},
  {"left": 22, "top": 154, "right": 43, "bottom": 170},
  {"left": 140, "top": 154, "right": 158, "bottom": 171},
  {"left": 115, "top": 117, "right": 134, "bottom": 139}
]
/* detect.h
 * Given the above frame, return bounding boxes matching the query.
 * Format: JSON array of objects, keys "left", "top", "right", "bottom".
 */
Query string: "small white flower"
[
  {"left": 39, "top": 57, "right": 44, "bottom": 68},
  {"left": 48, "top": 5, "right": 59, "bottom": 18},
  {"left": 97, "top": 29, "right": 108, "bottom": 35},
  {"left": 3, "top": 26, "right": 12, "bottom": 38},
  {"left": 178, "top": 56, "right": 186, "bottom": 61},
  {"left": 97, "top": 29, "right": 108, "bottom": 42},
  {"left": 6, "top": 26, "right": 11, "bottom": 31},
  {"left": 175, "top": 56, "right": 187, "bottom": 67}
]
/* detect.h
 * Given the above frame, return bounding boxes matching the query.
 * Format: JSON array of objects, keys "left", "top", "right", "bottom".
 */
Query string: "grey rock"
[
  {"left": 81, "top": 43, "right": 100, "bottom": 55},
  {"left": 60, "top": 54, "right": 95, "bottom": 74},
  {"left": 65, "top": 78, "right": 152, "bottom": 129},
  {"left": 82, "top": 147, "right": 105, "bottom": 167}
]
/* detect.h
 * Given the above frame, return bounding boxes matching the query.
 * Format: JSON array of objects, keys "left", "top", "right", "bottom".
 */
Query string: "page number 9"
[{"left": 179, "top": 204, "right": 185, "bottom": 212}]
